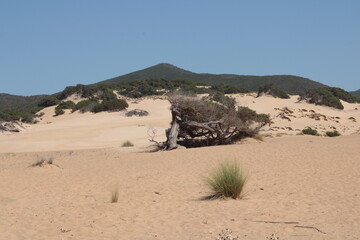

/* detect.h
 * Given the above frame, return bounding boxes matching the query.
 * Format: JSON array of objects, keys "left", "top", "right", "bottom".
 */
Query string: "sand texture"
[
  {"left": 1, "top": 136, "right": 360, "bottom": 239},
  {"left": 0, "top": 95, "right": 360, "bottom": 239}
]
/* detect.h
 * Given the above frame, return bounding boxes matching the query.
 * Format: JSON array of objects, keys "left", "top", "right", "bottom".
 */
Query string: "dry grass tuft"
[
  {"left": 111, "top": 186, "right": 119, "bottom": 203},
  {"left": 206, "top": 160, "right": 247, "bottom": 199},
  {"left": 30, "top": 157, "right": 54, "bottom": 167}
]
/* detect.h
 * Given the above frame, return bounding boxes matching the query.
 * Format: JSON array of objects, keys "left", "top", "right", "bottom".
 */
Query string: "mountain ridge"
[{"left": 99, "top": 63, "right": 328, "bottom": 95}]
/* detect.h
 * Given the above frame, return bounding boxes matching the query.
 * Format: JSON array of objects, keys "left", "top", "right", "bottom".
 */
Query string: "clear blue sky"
[{"left": 1, "top": 0, "right": 359, "bottom": 96}]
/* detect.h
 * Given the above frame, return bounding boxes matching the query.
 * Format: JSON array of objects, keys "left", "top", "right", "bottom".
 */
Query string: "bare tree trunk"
[{"left": 165, "top": 107, "right": 180, "bottom": 150}]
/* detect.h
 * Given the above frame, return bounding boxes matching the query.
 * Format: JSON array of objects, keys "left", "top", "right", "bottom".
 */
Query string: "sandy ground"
[
  {"left": 0, "top": 94, "right": 359, "bottom": 153},
  {"left": 1, "top": 135, "right": 359, "bottom": 239},
  {"left": 0, "top": 95, "right": 360, "bottom": 239},
  {"left": 0, "top": 98, "right": 171, "bottom": 153}
]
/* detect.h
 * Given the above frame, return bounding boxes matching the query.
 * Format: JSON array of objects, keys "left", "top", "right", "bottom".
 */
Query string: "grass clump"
[
  {"left": 326, "top": 130, "right": 341, "bottom": 137},
  {"left": 302, "top": 127, "right": 318, "bottom": 136},
  {"left": 122, "top": 140, "right": 134, "bottom": 147},
  {"left": 206, "top": 160, "right": 247, "bottom": 199},
  {"left": 111, "top": 186, "right": 119, "bottom": 203}
]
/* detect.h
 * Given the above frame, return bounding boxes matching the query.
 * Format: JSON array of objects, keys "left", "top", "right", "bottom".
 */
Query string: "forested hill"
[
  {"left": 99, "top": 63, "right": 328, "bottom": 95},
  {"left": 351, "top": 89, "right": 360, "bottom": 99},
  {"left": 0, "top": 93, "right": 47, "bottom": 112}
]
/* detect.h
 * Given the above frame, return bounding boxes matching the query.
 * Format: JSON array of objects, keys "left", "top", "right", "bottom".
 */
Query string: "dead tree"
[{"left": 164, "top": 94, "right": 271, "bottom": 150}]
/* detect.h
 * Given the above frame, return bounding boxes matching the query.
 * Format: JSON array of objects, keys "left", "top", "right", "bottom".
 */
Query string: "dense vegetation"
[
  {"left": 100, "top": 63, "right": 327, "bottom": 95},
  {"left": 299, "top": 87, "right": 359, "bottom": 110},
  {"left": 257, "top": 84, "right": 290, "bottom": 99},
  {"left": 0, "top": 94, "right": 48, "bottom": 122},
  {"left": 0, "top": 93, "right": 48, "bottom": 112},
  {"left": 351, "top": 89, "right": 360, "bottom": 99}
]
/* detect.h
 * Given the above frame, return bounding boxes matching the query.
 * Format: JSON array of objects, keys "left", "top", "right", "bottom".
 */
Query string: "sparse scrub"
[
  {"left": 206, "top": 160, "right": 247, "bottom": 199},
  {"left": 302, "top": 127, "right": 318, "bottom": 136},
  {"left": 122, "top": 140, "right": 134, "bottom": 147},
  {"left": 30, "top": 157, "right": 54, "bottom": 167},
  {"left": 326, "top": 130, "right": 341, "bottom": 137}
]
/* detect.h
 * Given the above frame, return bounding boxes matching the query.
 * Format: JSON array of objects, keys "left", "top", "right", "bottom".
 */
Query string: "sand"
[{"left": 0, "top": 94, "right": 360, "bottom": 239}]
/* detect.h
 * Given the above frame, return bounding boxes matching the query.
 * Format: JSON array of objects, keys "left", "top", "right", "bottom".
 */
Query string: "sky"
[{"left": 1, "top": 0, "right": 359, "bottom": 96}]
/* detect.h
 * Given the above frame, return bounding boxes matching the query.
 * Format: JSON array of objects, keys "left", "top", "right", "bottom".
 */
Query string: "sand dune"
[
  {"left": 0, "top": 95, "right": 359, "bottom": 239},
  {"left": 0, "top": 94, "right": 359, "bottom": 153}
]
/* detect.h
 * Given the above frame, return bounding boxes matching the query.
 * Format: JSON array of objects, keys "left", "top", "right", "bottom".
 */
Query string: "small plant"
[
  {"left": 215, "top": 229, "right": 238, "bottom": 240},
  {"left": 302, "top": 127, "right": 318, "bottom": 136},
  {"left": 266, "top": 233, "right": 280, "bottom": 240},
  {"left": 122, "top": 140, "right": 134, "bottom": 147},
  {"left": 30, "top": 157, "right": 54, "bottom": 167},
  {"left": 111, "top": 187, "right": 119, "bottom": 203},
  {"left": 206, "top": 160, "right": 247, "bottom": 199},
  {"left": 326, "top": 130, "right": 341, "bottom": 137}
]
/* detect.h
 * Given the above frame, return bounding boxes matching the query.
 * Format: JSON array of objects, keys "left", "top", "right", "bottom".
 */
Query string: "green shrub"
[
  {"left": 92, "top": 99, "right": 129, "bottom": 113},
  {"left": 210, "top": 84, "right": 248, "bottom": 94},
  {"left": 122, "top": 140, "right": 134, "bottom": 147},
  {"left": 20, "top": 112, "right": 36, "bottom": 123},
  {"left": 0, "top": 110, "right": 36, "bottom": 123},
  {"left": 101, "top": 89, "right": 117, "bottom": 101},
  {"left": 73, "top": 100, "right": 98, "bottom": 113},
  {"left": 270, "top": 88, "right": 290, "bottom": 99},
  {"left": 326, "top": 130, "right": 341, "bottom": 137},
  {"left": 54, "top": 106, "right": 65, "bottom": 116},
  {"left": 329, "top": 87, "right": 359, "bottom": 103},
  {"left": 302, "top": 127, "right": 318, "bottom": 135},
  {"left": 257, "top": 84, "right": 290, "bottom": 99},
  {"left": 206, "top": 160, "right": 247, "bottom": 199},
  {"left": 54, "top": 101, "right": 76, "bottom": 116},
  {"left": 299, "top": 88, "right": 344, "bottom": 109},
  {"left": 58, "top": 86, "right": 78, "bottom": 100},
  {"left": 38, "top": 96, "right": 60, "bottom": 107}
]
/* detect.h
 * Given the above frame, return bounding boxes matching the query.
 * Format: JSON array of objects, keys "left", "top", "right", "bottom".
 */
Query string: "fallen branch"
[
  {"left": 294, "top": 225, "right": 326, "bottom": 234},
  {"left": 250, "top": 220, "right": 299, "bottom": 224}
]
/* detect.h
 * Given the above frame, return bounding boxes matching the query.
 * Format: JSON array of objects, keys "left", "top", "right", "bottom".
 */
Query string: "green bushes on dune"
[
  {"left": 299, "top": 87, "right": 359, "bottom": 110},
  {"left": 257, "top": 84, "right": 290, "bottom": 99},
  {"left": 92, "top": 99, "right": 129, "bottom": 113}
]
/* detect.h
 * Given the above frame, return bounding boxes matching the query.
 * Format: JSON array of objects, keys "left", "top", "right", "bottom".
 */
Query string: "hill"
[
  {"left": 100, "top": 63, "right": 328, "bottom": 95},
  {"left": 0, "top": 93, "right": 47, "bottom": 112},
  {"left": 351, "top": 89, "right": 360, "bottom": 99}
]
